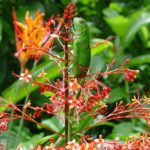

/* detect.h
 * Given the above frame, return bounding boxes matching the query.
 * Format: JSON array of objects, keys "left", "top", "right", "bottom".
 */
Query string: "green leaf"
[
  {"left": 42, "top": 91, "right": 55, "bottom": 97},
  {"left": 112, "top": 122, "right": 135, "bottom": 139},
  {"left": 90, "top": 53, "right": 105, "bottom": 74},
  {"left": 38, "top": 134, "right": 58, "bottom": 145},
  {"left": 123, "top": 12, "right": 150, "bottom": 48},
  {"left": 1, "top": 60, "right": 60, "bottom": 111},
  {"left": 41, "top": 116, "right": 64, "bottom": 132},
  {"left": 104, "top": 15, "right": 130, "bottom": 37},
  {"left": 0, "top": 17, "right": 2, "bottom": 42},
  {"left": 21, "top": 133, "right": 44, "bottom": 150},
  {"left": 127, "top": 55, "right": 150, "bottom": 67},
  {"left": 107, "top": 87, "right": 126, "bottom": 104},
  {"left": 91, "top": 39, "right": 113, "bottom": 56},
  {"left": 0, "top": 124, "right": 37, "bottom": 150},
  {"left": 78, "top": 0, "right": 90, "bottom": 5},
  {"left": 2, "top": 20, "right": 13, "bottom": 38},
  {"left": 39, "top": 116, "right": 65, "bottom": 146},
  {"left": 73, "top": 112, "right": 94, "bottom": 132},
  {"left": 16, "top": 2, "right": 45, "bottom": 21},
  {"left": 0, "top": 56, "right": 6, "bottom": 85},
  {"left": 139, "top": 25, "right": 149, "bottom": 42},
  {"left": 109, "top": 2, "right": 123, "bottom": 13}
]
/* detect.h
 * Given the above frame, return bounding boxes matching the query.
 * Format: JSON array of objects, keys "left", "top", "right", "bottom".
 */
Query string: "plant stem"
[
  {"left": 125, "top": 80, "right": 130, "bottom": 103},
  {"left": 5, "top": 68, "right": 23, "bottom": 150},
  {"left": 64, "top": 40, "right": 71, "bottom": 143},
  {"left": 15, "top": 60, "right": 37, "bottom": 148}
]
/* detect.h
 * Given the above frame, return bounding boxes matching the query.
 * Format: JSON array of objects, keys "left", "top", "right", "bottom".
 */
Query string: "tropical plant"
[{"left": 0, "top": 1, "right": 150, "bottom": 150}]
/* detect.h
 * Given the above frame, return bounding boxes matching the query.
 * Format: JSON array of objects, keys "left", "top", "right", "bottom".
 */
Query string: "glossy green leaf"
[
  {"left": 104, "top": 15, "right": 129, "bottom": 37},
  {"left": 106, "top": 87, "right": 126, "bottom": 104},
  {"left": 21, "top": 133, "right": 44, "bottom": 150},
  {"left": 78, "top": 0, "right": 90, "bottom": 5},
  {"left": 73, "top": 112, "right": 94, "bottom": 132},
  {"left": 139, "top": 25, "right": 149, "bottom": 42},
  {"left": 91, "top": 39, "right": 113, "bottom": 56},
  {"left": 0, "top": 124, "right": 38, "bottom": 150},
  {"left": 123, "top": 12, "right": 150, "bottom": 48},
  {"left": 38, "top": 134, "right": 58, "bottom": 145},
  {"left": 112, "top": 122, "right": 135, "bottom": 137},
  {"left": 41, "top": 116, "right": 64, "bottom": 132},
  {"left": 38, "top": 116, "right": 65, "bottom": 146},
  {"left": 1, "top": 60, "right": 60, "bottom": 110},
  {"left": 42, "top": 91, "right": 55, "bottom": 97},
  {"left": 90, "top": 54, "right": 105, "bottom": 74},
  {"left": 127, "top": 55, "right": 150, "bottom": 67}
]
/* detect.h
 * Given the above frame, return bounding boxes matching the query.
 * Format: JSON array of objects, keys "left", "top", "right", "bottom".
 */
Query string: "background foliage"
[{"left": 0, "top": 0, "right": 150, "bottom": 149}]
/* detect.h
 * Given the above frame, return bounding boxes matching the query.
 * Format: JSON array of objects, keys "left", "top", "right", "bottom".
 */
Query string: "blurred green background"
[{"left": 0, "top": 0, "right": 150, "bottom": 149}]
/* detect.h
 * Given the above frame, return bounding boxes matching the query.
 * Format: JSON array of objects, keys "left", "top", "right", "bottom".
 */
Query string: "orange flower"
[
  {"left": 13, "top": 9, "right": 48, "bottom": 68},
  {"left": 69, "top": 79, "right": 81, "bottom": 92}
]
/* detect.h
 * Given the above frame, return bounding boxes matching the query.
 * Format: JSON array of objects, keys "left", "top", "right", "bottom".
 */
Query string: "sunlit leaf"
[
  {"left": 38, "top": 116, "right": 65, "bottom": 146},
  {"left": 104, "top": 15, "right": 129, "bottom": 37},
  {"left": 38, "top": 134, "right": 58, "bottom": 145},
  {"left": 42, "top": 91, "right": 55, "bottom": 97},
  {"left": 41, "top": 116, "right": 64, "bottom": 132},
  {"left": 1, "top": 60, "right": 60, "bottom": 110},
  {"left": 139, "top": 25, "right": 149, "bottom": 42},
  {"left": 21, "top": 133, "right": 44, "bottom": 150},
  {"left": 78, "top": 0, "right": 90, "bottom": 5},
  {"left": 127, "top": 55, "right": 150, "bottom": 67},
  {"left": 124, "top": 12, "right": 150, "bottom": 48}
]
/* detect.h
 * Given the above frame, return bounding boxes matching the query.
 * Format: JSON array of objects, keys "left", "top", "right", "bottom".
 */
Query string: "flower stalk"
[{"left": 64, "top": 35, "right": 72, "bottom": 142}]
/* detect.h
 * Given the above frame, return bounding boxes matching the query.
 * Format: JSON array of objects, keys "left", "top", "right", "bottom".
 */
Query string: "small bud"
[
  {"left": 112, "top": 59, "right": 116, "bottom": 64},
  {"left": 125, "top": 59, "right": 130, "bottom": 63}
]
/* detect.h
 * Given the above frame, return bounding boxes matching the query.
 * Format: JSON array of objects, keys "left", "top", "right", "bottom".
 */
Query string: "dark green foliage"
[{"left": 0, "top": 0, "right": 150, "bottom": 149}]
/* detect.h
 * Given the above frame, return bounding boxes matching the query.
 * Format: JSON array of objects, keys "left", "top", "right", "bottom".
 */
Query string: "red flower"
[{"left": 124, "top": 68, "right": 139, "bottom": 82}]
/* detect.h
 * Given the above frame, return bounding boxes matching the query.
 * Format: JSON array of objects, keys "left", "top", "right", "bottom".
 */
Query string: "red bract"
[
  {"left": 45, "top": 103, "right": 56, "bottom": 114},
  {"left": 28, "top": 134, "right": 150, "bottom": 149},
  {"left": 0, "top": 113, "right": 8, "bottom": 132},
  {"left": 124, "top": 68, "right": 139, "bottom": 82}
]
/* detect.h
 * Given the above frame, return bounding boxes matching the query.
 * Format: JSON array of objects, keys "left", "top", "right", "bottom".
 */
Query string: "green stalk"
[
  {"left": 125, "top": 80, "right": 130, "bottom": 103},
  {"left": 15, "top": 60, "right": 37, "bottom": 148},
  {"left": 64, "top": 41, "right": 72, "bottom": 142},
  {"left": 6, "top": 68, "right": 23, "bottom": 150},
  {"left": 125, "top": 80, "right": 136, "bottom": 125}
]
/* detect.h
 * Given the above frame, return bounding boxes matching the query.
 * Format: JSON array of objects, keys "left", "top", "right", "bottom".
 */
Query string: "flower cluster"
[
  {"left": 0, "top": 112, "right": 8, "bottom": 133},
  {"left": 31, "top": 133, "right": 150, "bottom": 150},
  {"left": 1, "top": 2, "right": 149, "bottom": 150},
  {"left": 8, "top": 64, "right": 145, "bottom": 128},
  {"left": 124, "top": 68, "right": 139, "bottom": 82},
  {"left": 13, "top": 10, "right": 46, "bottom": 67},
  {"left": 13, "top": 3, "right": 76, "bottom": 68}
]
